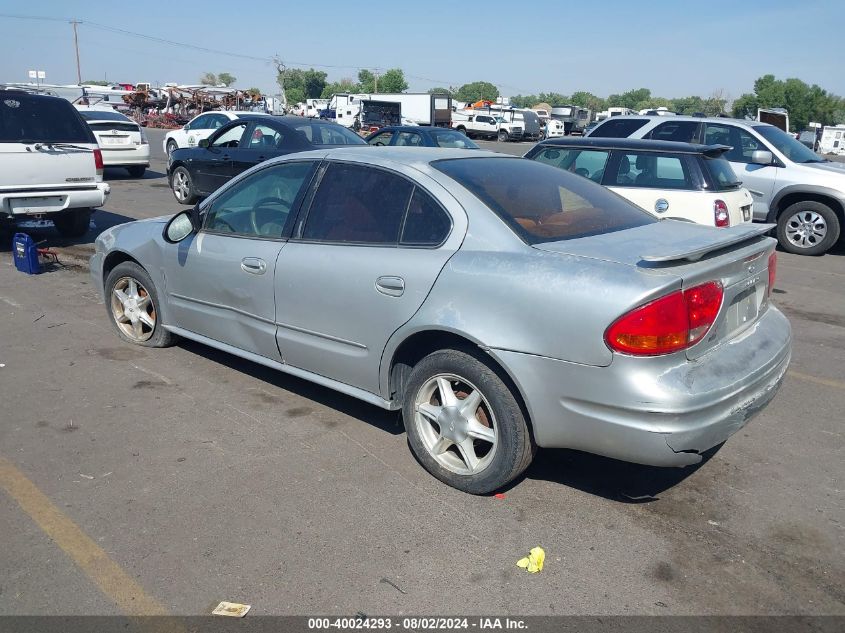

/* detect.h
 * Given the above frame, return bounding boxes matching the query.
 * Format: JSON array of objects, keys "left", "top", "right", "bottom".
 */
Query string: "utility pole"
[
  {"left": 71, "top": 20, "right": 82, "bottom": 85},
  {"left": 373, "top": 69, "right": 379, "bottom": 94}
]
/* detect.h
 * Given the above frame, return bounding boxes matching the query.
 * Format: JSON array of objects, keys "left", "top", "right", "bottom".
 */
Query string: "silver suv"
[{"left": 587, "top": 115, "right": 845, "bottom": 255}]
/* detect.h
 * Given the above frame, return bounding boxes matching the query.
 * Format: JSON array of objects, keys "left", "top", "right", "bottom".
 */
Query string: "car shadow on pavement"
[
  {"left": 513, "top": 444, "right": 722, "bottom": 502},
  {"left": 103, "top": 168, "right": 167, "bottom": 181},
  {"left": 0, "top": 210, "right": 137, "bottom": 254},
  {"left": 177, "top": 339, "right": 404, "bottom": 436}
]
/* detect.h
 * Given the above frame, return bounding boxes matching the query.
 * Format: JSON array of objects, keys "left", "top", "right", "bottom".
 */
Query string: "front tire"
[
  {"left": 171, "top": 166, "right": 198, "bottom": 205},
  {"left": 402, "top": 349, "right": 535, "bottom": 494},
  {"left": 166, "top": 139, "right": 178, "bottom": 156},
  {"left": 53, "top": 208, "right": 91, "bottom": 238},
  {"left": 497, "top": 130, "right": 508, "bottom": 142},
  {"left": 105, "top": 261, "right": 175, "bottom": 348},
  {"left": 776, "top": 200, "right": 840, "bottom": 255}
]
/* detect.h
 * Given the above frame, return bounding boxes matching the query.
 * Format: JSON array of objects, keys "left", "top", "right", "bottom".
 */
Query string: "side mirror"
[
  {"left": 198, "top": 138, "right": 210, "bottom": 149},
  {"left": 751, "top": 150, "right": 774, "bottom": 165},
  {"left": 163, "top": 209, "right": 199, "bottom": 243}
]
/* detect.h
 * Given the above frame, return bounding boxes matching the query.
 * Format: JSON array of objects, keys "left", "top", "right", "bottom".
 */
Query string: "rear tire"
[
  {"left": 53, "top": 208, "right": 91, "bottom": 238},
  {"left": 402, "top": 348, "right": 535, "bottom": 494},
  {"left": 127, "top": 166, "right": 146, "bottom": 178},
  {"left": 171, "top": 166, "right": 198, "bottom": 205},
  {"left": 105, "top": 261, "right": 176, "bottom": 348},
  {"left": 776, "top": 200, "right": 840, "bottom": 256}
]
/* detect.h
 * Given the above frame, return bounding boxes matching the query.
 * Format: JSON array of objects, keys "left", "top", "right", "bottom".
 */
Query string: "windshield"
[
  {"left": 0, "top": 93, "right": 93, "bottom": 143},
  {"left": 756, "top": 125, "right": 825, "bottom": 163},
  {"left": 433, "top": 157, "right": 655, "bottom": 244},
  {"left": 291, "top": 121, "right": 366, "bottom": 145},
  {"left": 78, "top": 109, "right": 131, "bottom": 122}
]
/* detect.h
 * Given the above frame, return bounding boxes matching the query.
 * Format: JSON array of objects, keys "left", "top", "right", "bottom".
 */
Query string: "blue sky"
[{"left": 1, "top": 0, "right": 842, "bottom": 101}]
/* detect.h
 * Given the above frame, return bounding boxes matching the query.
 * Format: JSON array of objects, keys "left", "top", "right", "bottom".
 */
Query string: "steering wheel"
[{"left": 250, "top": 196, "right": 290, "bottom": 234}]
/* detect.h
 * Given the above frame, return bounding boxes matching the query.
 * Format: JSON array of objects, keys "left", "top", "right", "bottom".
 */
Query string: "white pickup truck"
[{"left": 451, "top": 112, "right": 523, "bottom": 142}]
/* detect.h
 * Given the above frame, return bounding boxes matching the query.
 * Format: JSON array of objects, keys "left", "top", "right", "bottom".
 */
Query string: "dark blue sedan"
[
  {"left": 365, "top": 126, "right": 479, "bottom": 149},
  {"left": 168, "top": 115, "right": 365, "bottom": 204}
]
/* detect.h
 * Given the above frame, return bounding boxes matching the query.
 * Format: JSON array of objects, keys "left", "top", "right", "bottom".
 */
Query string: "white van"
[{"left": 1, "top": 88, "right": 109, "bottom": 237}]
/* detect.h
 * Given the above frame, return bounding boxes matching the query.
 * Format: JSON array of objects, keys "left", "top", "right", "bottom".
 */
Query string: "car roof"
[
  {"left": 536, "top": 137, "right": 731, "bottom": 155},
  {"left": 0, "top": 88, "right": 65, "bottom": 102},
  {"left": 596, "top": 114, "right": 773, "bottom": 129},
  {"left": 287, "top": 147, "right": 505, "bottom": 165}
]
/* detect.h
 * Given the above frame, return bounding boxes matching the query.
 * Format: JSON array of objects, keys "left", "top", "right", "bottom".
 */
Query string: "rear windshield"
[
  {"left": 291, "top": 121, "right": 366, "bottom": 146},
  {"left": 433, "top": 157, "right": 655, "bottom": 243},
  {"left": 78, "top": 109, "right": 131, "bottom": 122},
  {"left": 0, "top": 93, "right": 93, "bottom": 143},
  {"left": 431, "top": 130, "right": 478, "bottom": 149},
  {"left": 702, "top": 155, "right": 741, "bottom": 190}
]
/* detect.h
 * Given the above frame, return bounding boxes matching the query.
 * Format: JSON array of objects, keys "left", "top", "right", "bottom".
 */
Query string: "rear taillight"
[
  {"left": 93, "top": 148, "right": 104, "bottom": 171},
  {"left": 139, "top": 127, "right": 149, "bottom": 145},
  {"left": 714, "top": 200, "right": 730, "bottom": 227},
  {"left": 768, "top": 252, "right": 777, "bottom": 296},
  {"left": 605, "top": 281, "right": 724, "bottom": 356}
]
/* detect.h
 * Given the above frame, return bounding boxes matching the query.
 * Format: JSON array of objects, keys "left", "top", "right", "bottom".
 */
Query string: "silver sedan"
[{"left": 90, "top": 148, "right": 792, "bottom": 494}]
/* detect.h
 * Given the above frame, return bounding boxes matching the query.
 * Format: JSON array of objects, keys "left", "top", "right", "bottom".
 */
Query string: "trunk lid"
[
  {"left": 0, "top": 143, "right": 99, "bottom": 190},
  {"left": 534, "top": 220, "right": 777, "bottom": 359}
]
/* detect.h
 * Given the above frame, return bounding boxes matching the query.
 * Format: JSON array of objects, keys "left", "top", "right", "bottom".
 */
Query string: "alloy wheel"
[
  {"left": 172, "top": 170, "right": 190, "bottom": 203},
  {"left": 414, "top": 374, "right": 498, "bottom": 475},
  {"left": 785, "top": 210, "right": 827, "bottom": 249},
  {"left": 110, "top": 276, "right": 156, "bottom": 342}
]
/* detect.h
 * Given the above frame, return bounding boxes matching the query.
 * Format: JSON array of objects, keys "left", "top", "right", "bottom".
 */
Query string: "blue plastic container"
[{"left": 12, "top": 233, "right": 41, "bottom": 275}]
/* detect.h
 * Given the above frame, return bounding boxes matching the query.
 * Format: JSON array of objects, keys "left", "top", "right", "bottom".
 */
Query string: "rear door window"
[
  {"left": 367, "top": 131, "right": 394, "bottom": 146},
  {"left": 302, "top": 163, "right": 413, "bottom": 244},
  {"left": 246, "top": 123, "right": 283, "bottom": 150},
  {"left": 645, "top": 120, "right": 701, "bottom": 143},
  {"left": 395, "top": 132, "right": 424, "bottom": 146},
  {"left": 434, "top": 157, "right": 654, "bottom": 243},
  {"left": 704, "top": 124, "right": 762, "bottom": 164},
  {"left": 400, "top": 187, "right": 452, "bottom": 246},
  {"left": 1, "top": 94, "right": 92, "bottom": 143},
  {"left": 609, "top": 152, "right": 693, "bottom": 189},
  {"left": 588, "top": 118, "right": 649, "bottom": 138}
]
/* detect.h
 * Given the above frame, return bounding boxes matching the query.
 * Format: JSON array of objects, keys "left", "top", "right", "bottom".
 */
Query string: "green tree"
[
  {"left": 538, "top": 92, "right": 568, "bottom": 105},
  {"left": 357, "top": 69, "right": 376, "bottom": 93},
  {"left": 83, "top": 79, "right": 110, "bottom": 86},
  {"left": 200, "top": 72, "right": 218, "bottom": 86},
  {"left": 731, "top": 74, "right": 845, "bottom": 130},
  {"left": 608, "top": 88, "right": 651, "bottom": 110},
  {"left": 377, "top": 68, "right": 408, "bottom": 93},
  {"left": 301, "top": 69, "right": 328, "bottom": 99},
  {"left": 570, "top": 91, "right": 606, "bottom": 114},
  {"left": 454, "top": 81, "right": 499, "bottom": 103},
  {"left": 217, "top": 72, "right": 236, "bottom": 87},
  {"left": 320, "top": 78, "right": 359, "bottom": 99},
  {"left": 428, "top": 87, "right": 454, "bottom": 96},
  {"left": 509, "top": 95, "right": 539, "bottom": 108}
]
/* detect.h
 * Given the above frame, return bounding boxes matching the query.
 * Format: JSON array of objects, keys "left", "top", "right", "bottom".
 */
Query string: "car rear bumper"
[
  {"left": 101, "top": 145, "right": 150, "bottom": 167},
  {"left": 0, "top": 183, "right": 110, "bottom": 217},
  {"left": 490, "top": 306, "right": 791, "bottom": 466}
]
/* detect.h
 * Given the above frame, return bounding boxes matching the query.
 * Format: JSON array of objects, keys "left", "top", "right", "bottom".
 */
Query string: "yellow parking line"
[
  {"left": 0, "top": 457, "right": 168, "bottom": 616},
  {"left": 788, "top": 370, "right": 845, "bottom": 391}
]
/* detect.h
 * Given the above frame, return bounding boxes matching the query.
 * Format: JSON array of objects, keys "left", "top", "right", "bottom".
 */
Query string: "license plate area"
[
  {"left": 742, "top": 205, "right": 752, "bottom": 222},
  {"left": 102, "top": 136, "right": 130, "bottom": 145},
  {"left": 725, "top": 282, "right": 765, "bottom": 336},
  {"left": 9, "top": 196, "right": 66, "bottom": 214}
]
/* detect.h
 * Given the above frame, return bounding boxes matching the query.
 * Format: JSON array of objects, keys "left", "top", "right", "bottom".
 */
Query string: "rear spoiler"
[
  {"left": 642, "top": 223, "right": 774, "bottom": 262},
  {"left": 701, "top": 144, "right": 732, "bottom": 158}
]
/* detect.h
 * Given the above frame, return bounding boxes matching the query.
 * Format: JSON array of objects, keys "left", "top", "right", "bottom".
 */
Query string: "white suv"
[
  {"left": 163, "top": 110, "right": 269, "bottom": 155},
  {"left": 1, "top": 88, "right": 110, "bottom": 237},
  {"left": 587, "top": 115, "right": 845, "bottom": 255}
]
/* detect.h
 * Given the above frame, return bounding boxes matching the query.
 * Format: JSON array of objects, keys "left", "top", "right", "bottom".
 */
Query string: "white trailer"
[
  {"left": 328, "top": 92, "right": 451, "bottom": 126},
  {"left": 818, "top": 125, "right": 845, "bottom": 155}
]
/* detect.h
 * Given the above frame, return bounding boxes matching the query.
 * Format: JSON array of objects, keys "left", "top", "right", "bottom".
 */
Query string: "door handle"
[
  {"left": 241, "top": 257, "right": 267, "bottom": 275},
  {"left": 376, "top": 276, "right": 404, "bottom": 297}
]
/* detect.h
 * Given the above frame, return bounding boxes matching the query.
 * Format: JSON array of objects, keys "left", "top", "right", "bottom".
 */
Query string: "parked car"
[
  {"left": 582, "top": 120, "right": 601, "bottom": 136},
  {"left": 524, "top": 138, "right": 754, "bottom": 227},
  {"left": 163, "top": 110, "right": 270, "bottom": 156},
  {"left": 586, "top": 114, "right": 845, "bottom": 255},
  {"left": 0, "top": 88, "right": 109, "bottom": 237},
  {"left": 76, "top": 106, "right": 150, "bottom": 177},
  {"left": 167, "top": 115, "right": 366, "bottom": 204},
  {"left": 91, "top": 148, "right": 791, "bottom": 494},
  {"left": 365, "top": 126, "right": 479, "bottom": 149}
]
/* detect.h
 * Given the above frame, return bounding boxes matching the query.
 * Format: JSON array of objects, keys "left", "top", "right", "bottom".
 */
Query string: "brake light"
[
  {"left": 768, "top": 252, "right": 777, "bottom": 296},
  {"left": 714, "top": 200, "right": 730, "bottom": 227},
  {"left": 139, "top": 127, "right": 149, "bottom": 145},
  {"left": 93, "top": 148, "right": 104, "bottom": 171},
  {"left": 605, "top": 281, "right": 724, "bottom": 356}
]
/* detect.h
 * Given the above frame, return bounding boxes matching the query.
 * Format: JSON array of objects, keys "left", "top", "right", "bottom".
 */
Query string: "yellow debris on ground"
[{"left": 516, "top": 546, "right": 545, "bottom": 573}]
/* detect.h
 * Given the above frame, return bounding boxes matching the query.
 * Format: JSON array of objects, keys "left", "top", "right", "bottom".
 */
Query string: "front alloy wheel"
[{"left": 110, "top": 276, "right": 156, "bottom": 342}]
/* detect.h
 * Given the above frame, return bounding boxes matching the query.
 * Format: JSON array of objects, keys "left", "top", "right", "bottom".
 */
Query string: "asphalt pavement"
[{"left": 0, "top": 128, "right": 843, "bottom": 618}]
